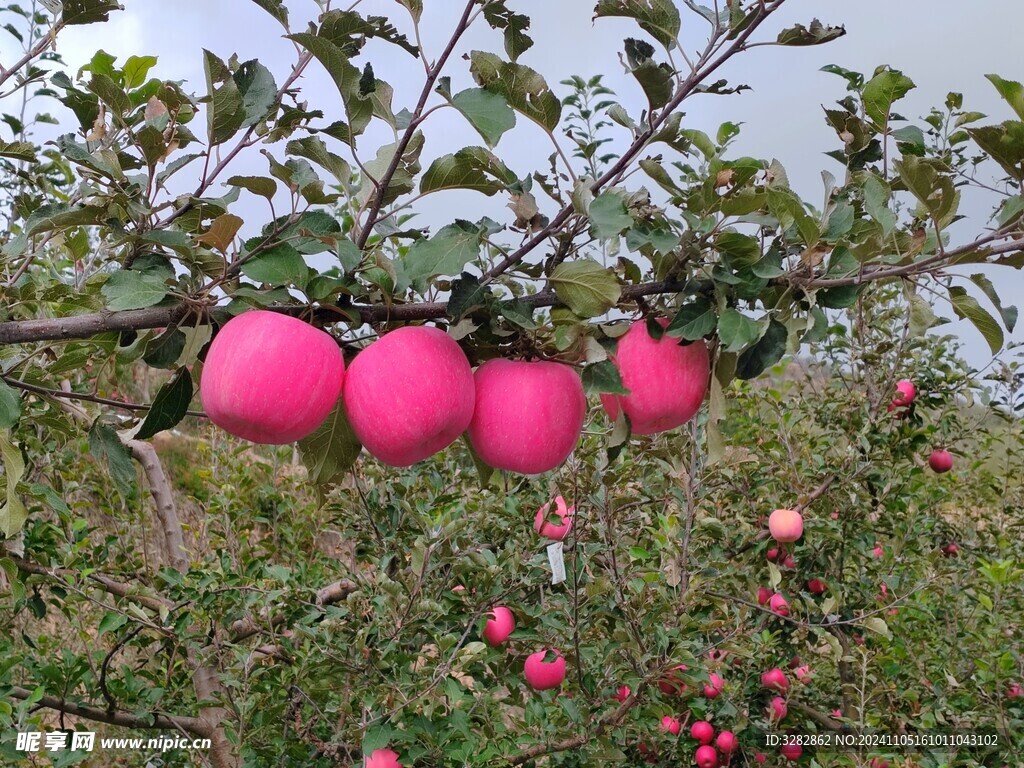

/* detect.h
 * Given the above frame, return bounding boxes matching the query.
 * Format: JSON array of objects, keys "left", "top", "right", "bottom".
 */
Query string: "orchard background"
[{"left": 0, "top": 1, "right": 1023, "bottom": 766}]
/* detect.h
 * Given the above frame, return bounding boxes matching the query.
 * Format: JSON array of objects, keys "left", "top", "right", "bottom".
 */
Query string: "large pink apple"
[
  {"left": 524, "top": 649, "right": 566, "bottom": 690},
  {"left": 343, "top": 326, "right": 474, "bottom": 466},
  {"left": 659, "top": 716, "right": 681, "bottom": 735},
  {"left": 892, "top": 379, "right": 916, "bottom": 406},
  {"left": 780, "top": 743, "right": 802, "bottom": 761},
  {"left": 534, "top": 496, "right": 575, "bottom": 541},
  {"left": 761, "top": 667, "right": 790, "bottom": 693},
  {"left": 695, "top": 744, "right": 719, "bottom": 768},
  {"left": 601, "top": 318, "right": 709, "bottom": 435},
  {"left": 769, "top": 509, "right": 804, "bottom": 543},
  {"left": 365, "top": 748, "right": 402, "bottom": 768},
  {"left": 928, "top": 449, "right": 953, "bottom": 473},
  {"left": 690, "top": 720, "right": 714, "bottom": 744},
  {"left": 482, "top": 606, "right": 515, "bottom": 646},
  {"left": 200, "top": 310, "right": 345, "bottom": 444},
  {"left": 468, "top": 359, "right": 586, "bottom": 474}
]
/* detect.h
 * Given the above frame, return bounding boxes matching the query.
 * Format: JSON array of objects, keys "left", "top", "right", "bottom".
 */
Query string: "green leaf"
[
  {"left": 967, "top": 122, "right": 1024, "bottom": 181},
  {"left": 61, "top": 0, "right": 122, "bottom": 26},
  {"left": 249, "top": 0, "right": 289, "bottom": 27},
  {"left": 776, "top": 19, "right": 846, "bottom": 46},
  {"left": 122, "top": 55, "right": 158, "bottom": 89},
  {"left": 630, "top": 60, "right": 673, "bottom": 110},
  {"left": 0, "top": 141, "right": 36, "bottom": 162},
  {"left": 136, "top": 369, "right": 193, "bottom": 440},
  {"left": 468, "top": 52, "right": 561, "bottom": 132},
  {"left": 447, "top": 273, "right": 489, "bottom": 320},
  {"left": 500, "top": 299, "right": 538, "bottom": 330},
  {"left": 298, "top": 401, "right": 362, "bottom": 487},
  {"left": 862, "top": 66, "right": 915, "bottom": 129},
  {"left": 289, "top": 33, "right": 372, "bottom": 143},
  {"left": 285, "top": 136, "right": 352, "bottom": 185},
  {"left": 393, "top": 0, "right": 422, "bottom": 22},
  {"left": 241, "top": 241, "right": 308, "bottom": 286},
  {"left": 985, "top": 74, "right": 1024, "bottom": 121},
  {"left": 582, "top": 360, "right": 628, "bottom": 395},
  {"left": 481, "top": 2, "right": 534, "bottom": 61},
  {"left": 593, "top": 0, "right": 681, "bottom": 48},
  {"left": 948, "top": 286, "right": 1004, "bottom": 354},
  {"left": 908, "top": 293, "right": 938, "bottom": 337},
  {"left": 862, "top": 173, "right": 897, "bottom": 236},
  {"left": 227, "top": 175, "right": 278, "bottom": 200},
  {"left": 736, "top": 318, "right": 787, "bottom": 379},
  {"left": 666, "top": 297, "right": 717, "bottom": 340},
  {"left": 402, "top": 221, "right": 483, "bottom": 291},
  {"left": 101, "top": 270, "right": 170, "bottom": 311},
  {"left": 448, "top": 87, "right": 516, "bottom": 148},
  {"left": 550, "top": 259, "right": 621, "bottom": 318},
  {"left": 588, "top": 192, "right": 633, "bottom": 240},
  {"left": 88, "top": 421, "right": 135, "bottom": 497},
  {"left": 97, "top": 610, "right": 129, "bottom": 637},
  {"left": 461, "top": 434, "right": 494, "bottom": 490},
  {"left": 0, "top": 431, "right": 26, "bottom": 538},
  {"left": 766, "top": 188, "right": 818, "bottom": 246},
  {"left": 969, "top": 273, "right": 1017, "bottom": 332},
  {"left": 896, "top": 156, "right": 957, "bottom": 221},
  {"left": 420, "top": 147, "right": 516, "bottom": 196},
  {"left": 0, "top": 382, "right": 21, "bottom": 430},
  {"left": 717, "top": 309, "right": 763, "bottom": 353},
  {"left": 143, "top": 328, "right": 186, "bottom": 369},
  {"left": 203, "top": 49, "right": 245, "bottom": 145},
  {"left": 234, "top": 60, "right": 279, "bottom": 128}
]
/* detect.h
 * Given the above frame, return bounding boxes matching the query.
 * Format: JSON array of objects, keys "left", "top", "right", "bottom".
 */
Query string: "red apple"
[
  {"left": 780, "top": 743, "right": 802, "bottom": 761},
  {"left": 703, "top": 672, "right": 725, "bottom": 699},
  {"left": 755, "top": 753, "right": 767, "bottom": 765},
  {"left": 886, "top": 402, "right": 909, "bottom": 419},
  {"left": 365, "top": 748, "right": 402, "bottom": 768},
  {"left": 637, "top": 741, "right": 658, "bottom": 764},
  {"left": 769, "top": 593, "right": 790, "bottom": 617},
  {"left": 761, "top": 668, "right": 790, "bottom": 693},
  {"left": 659, "top": 664, "right": 689, "bottom": 696},
  {"left": 601, "top": 318, "right": 710, "bottom": 435},
  {"left": 766, "top": 548, "right": 781, "bottom": 563},
  {"left": 524, "top": 649, "right": 566, "bottom": 690},
  {"left": 768, "top": 696, "right": 788, "bottom": 721},
  {"left": 707, "top": 649, "right": 727, "bottom": 663},
  {"left": 757, "top": 586, "right": 773, "bottom": 605},
  {"left": 1006, "top": 682, "right": 1023, "bottom": 699},
  {"left": 872, "top": 546, "right": 884, "bottom": 558},
  {"left": 941, "top": 542, "right": 959, "bottom": 557},
  {"left": 534, "top": 496, "right": 575, "bottom": 541},
  {"left": 695, "top": 744, "right": 719, "bottom": 768},
  {"left": 612, "top": 685, "right": 631, "bottom": 703},
  {"left": 482, "top": 607, "right": 515, "bottom": 646},
  {"left": 806, "top": 578, "right": 827, "bottom": 595},
  {"left": 892, "top": 379, "right": 915, "bottom": 406},
  {"left": 468, "top": 359, "right": 586, "bottom": 474},
  {"left": 769, "top": 509, "right": 804, "bottom": 543},
  {"left": 928, "top": 449, "right": 953, "bottom": 473},
  {"left": 715, "top": 731, "right": 737, "bottom": 754},
  {"left": 690, "top": 720, "right": 714, "bottom": 745},
  {"left": 660, "top": 716, "right": 681, "bottom": 735},
  {"left": 201, "top": 310, "right": 345, "bottom": 444},
  {"left": 831, "top": 709, "right": 843, "bottom": 719},
  {"left": 794, "top": 665, "right": 812, "bottom": 684},
  {"left": 870, "top": 759, "right": 890, "bottom": 768},
  {"left": 344, "top": 326, "right": 474, "bottom": 466},
  {"left": 781, "top": 554, "right": 796, "bottom": 569}
]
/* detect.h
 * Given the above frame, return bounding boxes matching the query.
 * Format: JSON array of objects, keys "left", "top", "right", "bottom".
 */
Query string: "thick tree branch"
[
  {"left": 8, "top": 686, "right": 210, "bottom": 735},
  {"left": 11, "top": 557, "right": 173, "bottom": 612},
  {"left": 124, "top": 439, "right": 188, "bottom": 573},
  {"left": 228, "top": 578, "right": 357, "bottom": 643}
]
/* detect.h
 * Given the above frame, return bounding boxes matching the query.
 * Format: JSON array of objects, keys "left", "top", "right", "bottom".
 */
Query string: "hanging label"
[{"left": 547, "top": 542, "right": 566, "bottom": 585}]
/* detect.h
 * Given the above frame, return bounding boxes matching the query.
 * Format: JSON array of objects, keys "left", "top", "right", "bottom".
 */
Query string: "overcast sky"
[{"left": 44, "top": 0, "right": 1024, "bottom": 371}]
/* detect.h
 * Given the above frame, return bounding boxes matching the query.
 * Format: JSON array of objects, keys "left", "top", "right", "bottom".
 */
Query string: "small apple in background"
[
  {"left": 1006, "top": 682, "right": 1023, "bottom": 699},
  {"left": 659, "top": 664, "right": 689, "bottom": 696},
  {"left": 469, "top": 359, "right": 587, "bottom": 474},
  {"left": 754, "top": 753, "right": 768, "bottom": 765},
  {"left": 757, "top": 586, "right": 772, "bottom": 605},
  {"left": 794, "top": 665, "right": 813, "bottom": 684},
  {"left": 872, "top": 546, "right": 884, "bottom": 558},
  {"left": 200, "top": 310, "right": 346, "bottom": 444},
  {"left": 660, "top": 716, "right": 681, "bottom": 735},
  {"left": 600, "top": 318, "right": 710, "bottom": 435},
  {"left": 941, "top": 542, "right": 960, "bottom": 557},
  {"left": 781, "top": 554, "right": 796, "bottom": 569},
  {"left": 870, "top": 759, "right": 890, "bottom": 768},
  {"left": 928, "top": 449, "right": 954, "bottom": 473},
  {"left": 769, "top": 509, "right": 804, "bottom": 543},
  {"left": 788, "top": 656, "right": 802, "bottom": 670},
  {"left": 766, "top": 548, "right": 781, "bottom": 563},
  {"left": 831, "top": 708, "right": 843, "bottom": 719},
  {"left": 703, "top": 672, "right": 725, "bottom": 699},
  {"left": 761, "top": 668, "right": 790, "bottom": 693},
  {"left": 780, "top": 743, "right": 802, "bottom": 761},
  {"left": 695, "top": 745, "right": 719, "bottom": 768},
  {"left": 637, "top": 741, "right": 658, "bottom": 764},
  {"left": 344, "top": 325, "right": 475, "bottom": 466},
  {"left": 482, "top": 607, "right": 515, "bottom": 646},
  {"left": 769, "top": 594, "right": 790, "bottom": 617},
  {"left": 768, "top": 696, "right": 788, "bottom": 721},
  {"left": 534, "top": 496, "right": 575, "bottom": 541},
  {"left": 524, "top": 649, "right": 566, "bottom": 690},
  {"left": 365, "top": 748, "right": 402, "bottom": 768},
  {"left": 892, "top": 379, "right": 916, "bottom": 406},
  {"left": 612, "top": 685, "right": 631, "bottom": 703},
  {"left": 806, "top": 578, "right": 827, "bottom": 595},
  {"left": 690, "top": 720, "right": 714, "bottom": 745},
  {"left": 715, "top": 731, "right": 738, "bottom": 755}
]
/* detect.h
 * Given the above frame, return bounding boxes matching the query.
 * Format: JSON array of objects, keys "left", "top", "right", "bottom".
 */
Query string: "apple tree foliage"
[{"left": 0, "top": 0, "right": 1022, "bottom": 766}]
